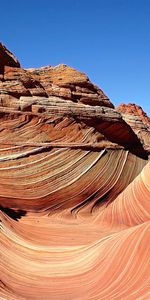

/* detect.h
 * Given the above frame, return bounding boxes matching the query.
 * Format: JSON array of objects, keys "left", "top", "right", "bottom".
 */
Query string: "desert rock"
[{"left": 0, "top": 44, "right": 150, "bottom": 300}]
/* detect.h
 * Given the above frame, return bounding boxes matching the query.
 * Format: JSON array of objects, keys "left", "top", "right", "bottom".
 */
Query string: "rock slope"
[{"left": 0, "top": 43, "right": 150, "bottom": 300}]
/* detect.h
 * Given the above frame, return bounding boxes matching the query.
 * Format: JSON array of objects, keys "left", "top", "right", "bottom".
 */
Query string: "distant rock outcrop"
[
  {"left": 116, "top": 103, "right": 150, "bottom": 152},
  {"left": 116, "top": 102, "right": 150, "bottom": 127},
  {"left": 0, "top": 43, "right": 150, "bottom": 300}
]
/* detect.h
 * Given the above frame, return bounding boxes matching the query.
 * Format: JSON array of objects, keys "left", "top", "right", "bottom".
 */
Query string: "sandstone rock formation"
[
  {"left": 0, "top": 44, "right": 150, "bottom": 300},
  {"left": 117, "top": 102, "right": 150, "bottom": 127},
  {"left": 0, "top": 43, "right": 20, "bottom": 77},
  {"left": 116, "top": 103, "right": 150, "bottom": 153}
]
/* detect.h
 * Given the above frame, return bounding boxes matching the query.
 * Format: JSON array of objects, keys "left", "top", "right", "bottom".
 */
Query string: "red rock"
[
  {"left": 116, "top": 102, "right": 150, "bottom": 127},
  {"left": 0, "top": 79, "right": 30, "bottom": 97},
  {"left": 27, "top": 64, "right": 114, "bottom": 108},
  {"left": 0, "top": 42, "right": 20, "bottom": 70},
  {"left": 116, "top": 103, "right": 150, "bottom": 152},
  {"left": 0, "top": 44, "right": 150, "bottom": 300}
]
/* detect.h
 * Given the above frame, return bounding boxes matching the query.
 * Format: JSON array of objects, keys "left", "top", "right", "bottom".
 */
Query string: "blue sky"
[{"left": 0, "top": 0, "right": 150, "bottom": 115}]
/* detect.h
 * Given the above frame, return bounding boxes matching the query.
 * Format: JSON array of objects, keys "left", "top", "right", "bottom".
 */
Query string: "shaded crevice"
[{"left": 0, "top": 206, "right": 26, "bottom": 221}]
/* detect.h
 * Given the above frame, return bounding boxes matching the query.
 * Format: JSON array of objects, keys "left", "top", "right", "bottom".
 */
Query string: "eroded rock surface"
[
  {"left": 0, "top": 43, "right": 20, "bottom": 76},
  {"left": 117, "top": 102, "right": 150, "bottom": 127},
  {"left": 0, "top": 44, "right": 150, "bottom": 300},
  {"left": 116, "top": 103, "right": 150, "bottom": 152}
]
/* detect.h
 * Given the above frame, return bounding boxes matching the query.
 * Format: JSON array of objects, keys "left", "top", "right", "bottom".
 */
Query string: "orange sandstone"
[{"left": 0, "top": 43, "right": 150, "bottom": 300}]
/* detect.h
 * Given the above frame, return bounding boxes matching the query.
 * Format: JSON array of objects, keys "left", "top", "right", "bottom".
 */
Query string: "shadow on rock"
[{"left": 0, "top": 206, "right": 27, "bottom": 221}]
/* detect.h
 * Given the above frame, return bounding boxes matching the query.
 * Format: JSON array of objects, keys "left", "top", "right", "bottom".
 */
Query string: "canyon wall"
[{"left": 0, "top": 43, "right": 150, "bottom": 300}]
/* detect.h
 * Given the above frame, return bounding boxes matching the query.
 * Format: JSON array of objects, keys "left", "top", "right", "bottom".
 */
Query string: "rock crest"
[{"left": 0, "top": 42, "right": 20, "bottom": 71}]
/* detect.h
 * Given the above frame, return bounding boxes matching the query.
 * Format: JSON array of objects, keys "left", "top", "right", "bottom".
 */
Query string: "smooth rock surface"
[{"left": 0, "top": 44, "right": 150, "bottom": 300}]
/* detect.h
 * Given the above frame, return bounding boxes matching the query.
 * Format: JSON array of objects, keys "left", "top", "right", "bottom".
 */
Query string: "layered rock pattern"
[
  {"left": 116, "top": 103, "right": 150, "bottom": 153},
  {"left": 0, "top": 44, "right": 150, "bottom": 300}
]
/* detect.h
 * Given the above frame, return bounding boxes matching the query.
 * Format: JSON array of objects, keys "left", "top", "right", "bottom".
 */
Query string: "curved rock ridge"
[
  {"left": 0, "top": 44, "right": 150, "bottom": 300},
  {"left": 1, "top": 163, "right": 150, "bottom": 299}
]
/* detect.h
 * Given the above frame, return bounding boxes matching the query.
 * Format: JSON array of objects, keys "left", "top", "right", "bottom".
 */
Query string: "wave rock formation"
[{"left": 0, "top": 43, "right": 150, "bottom": 300}]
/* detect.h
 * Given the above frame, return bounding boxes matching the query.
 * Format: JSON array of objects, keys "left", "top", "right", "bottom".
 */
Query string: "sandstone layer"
[{"left": 0, "top": 44, "right": 150, "bottom": 300}]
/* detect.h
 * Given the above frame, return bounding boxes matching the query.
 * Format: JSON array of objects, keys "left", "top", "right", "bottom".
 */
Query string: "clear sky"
[{"left": 0, "top": 0, "right": 150, "bottom": 115}]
